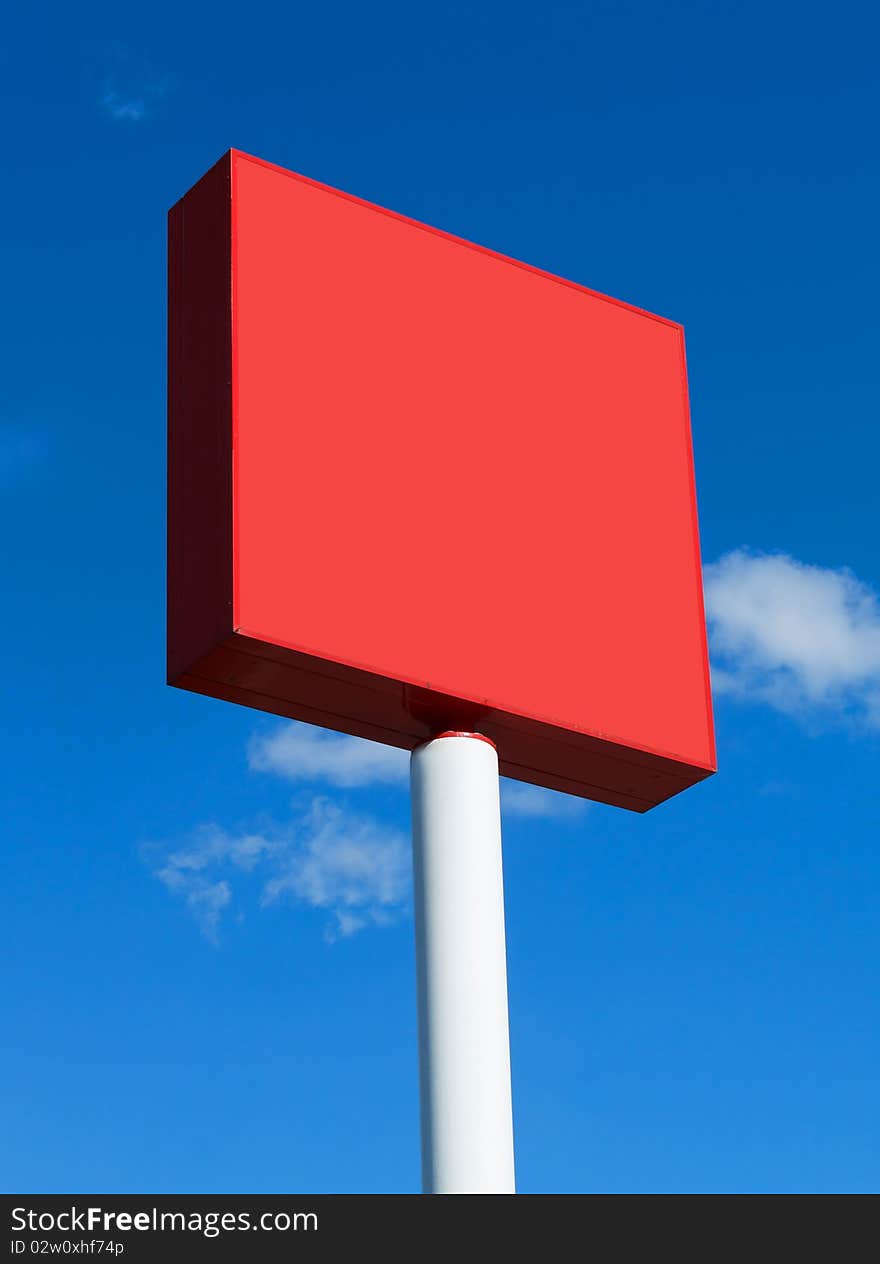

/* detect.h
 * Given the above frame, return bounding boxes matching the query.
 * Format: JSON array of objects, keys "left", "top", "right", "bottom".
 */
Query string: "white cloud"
[
  {"left": 158, "top": 824, "right": 277, "bottom": 876},
  {"left": 704, "top": 549, "right": 880, "bottom": 729},
  {"left": 250, "top": 721, "right": 589, "bottom": 818},
  {"left": 157, "top": 726, "right": 590, "bottom": 941},
  {"left": 155, "top": 824, "right": 276, "bottom": 944},
  {"left": 249, "top": 724, "right": 408, "bottom": 788},
  {"left": 152, "top": 804, "right": 409, "bottom": 944},
  {"left": 99, "top": 59, "right": 171, "bottom": 123},
  {"left": 156, "top": 867, "right": 233, "bottom": 946},
  {"left": 261, "top": 799, "right": 410, "bottom": 941},
  {"left": 102, "top": 90, "right": 146, "bottom": 121},
  {"left": 501, "top": 779, "right": 588, "bottom": 821}
]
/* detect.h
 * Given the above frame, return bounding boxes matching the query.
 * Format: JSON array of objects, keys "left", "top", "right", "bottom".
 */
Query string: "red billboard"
[{"left": 168, "top": 150, "right": 715, "bottom": 810}]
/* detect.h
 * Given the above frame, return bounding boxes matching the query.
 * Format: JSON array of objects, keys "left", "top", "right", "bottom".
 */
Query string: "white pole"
[{"left": 410, "top": 731, "right": 516, "bottom": 1194}]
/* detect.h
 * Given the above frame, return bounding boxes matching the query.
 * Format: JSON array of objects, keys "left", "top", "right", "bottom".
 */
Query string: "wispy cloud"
[
  {"left": 501, "top": 780, "right": 588, "bottom": 821},
  {"left": 250, "top": 721, "right": 588, "bottom": 819},
  {"left": 261, "top": 800, "right": 410, "bottom": 939},
  {"left": 102, "top": 89, "right": 147, "bottom": 122},
  {"left": 98, "top": 53, "right": 172, "bottom": 123},
  {"left": 249, "top": 725, "right": 407, "bottom": 788},
  {"left": 157, "top": 717, "right": 590, "bottom": 941},
  {"left": 704, "top": 549, "right": 880, "bottom": 730},
  {"left": 151, "top": 803, "right": 409, "bottom": 944},
  {"left": 154, "top": 824, "right": 276, "bottom": 944}
]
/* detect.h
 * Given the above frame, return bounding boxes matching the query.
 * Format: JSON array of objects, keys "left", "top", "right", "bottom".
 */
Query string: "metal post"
[{"left": 410, "top": 731, "right": 516, "bottom": 1194}]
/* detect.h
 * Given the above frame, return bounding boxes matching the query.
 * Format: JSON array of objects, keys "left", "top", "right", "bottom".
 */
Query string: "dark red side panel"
[
  {"left": 167, "top": 154, "right": 233, "bottom": 682},
  {"left": 178, "top": 634, "right": 711, "bottom": 811}
]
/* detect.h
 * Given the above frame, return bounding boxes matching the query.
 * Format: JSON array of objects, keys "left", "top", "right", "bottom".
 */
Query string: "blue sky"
[{"left": 2, "top": 1, "right": 879, "bottom": 1194}]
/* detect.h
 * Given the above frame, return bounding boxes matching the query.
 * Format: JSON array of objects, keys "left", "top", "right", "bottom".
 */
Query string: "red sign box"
[{"left": 168, "top": 150, "right": 715, "bottom": 811}]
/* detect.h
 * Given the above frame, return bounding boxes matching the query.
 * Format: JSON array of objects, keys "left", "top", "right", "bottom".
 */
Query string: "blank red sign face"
[{"left": 168, "top": 149, "right": 715, "bottom": 811}]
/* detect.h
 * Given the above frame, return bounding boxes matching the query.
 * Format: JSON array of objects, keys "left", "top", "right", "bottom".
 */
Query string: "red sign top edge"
[{"left": 193, "top": 148, "right": 685, "bottom": 334}]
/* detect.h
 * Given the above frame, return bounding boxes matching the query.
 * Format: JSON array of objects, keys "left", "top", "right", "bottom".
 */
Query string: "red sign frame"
[{"left": 168, "top": 150, "right": 715, "bottom": 810}]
